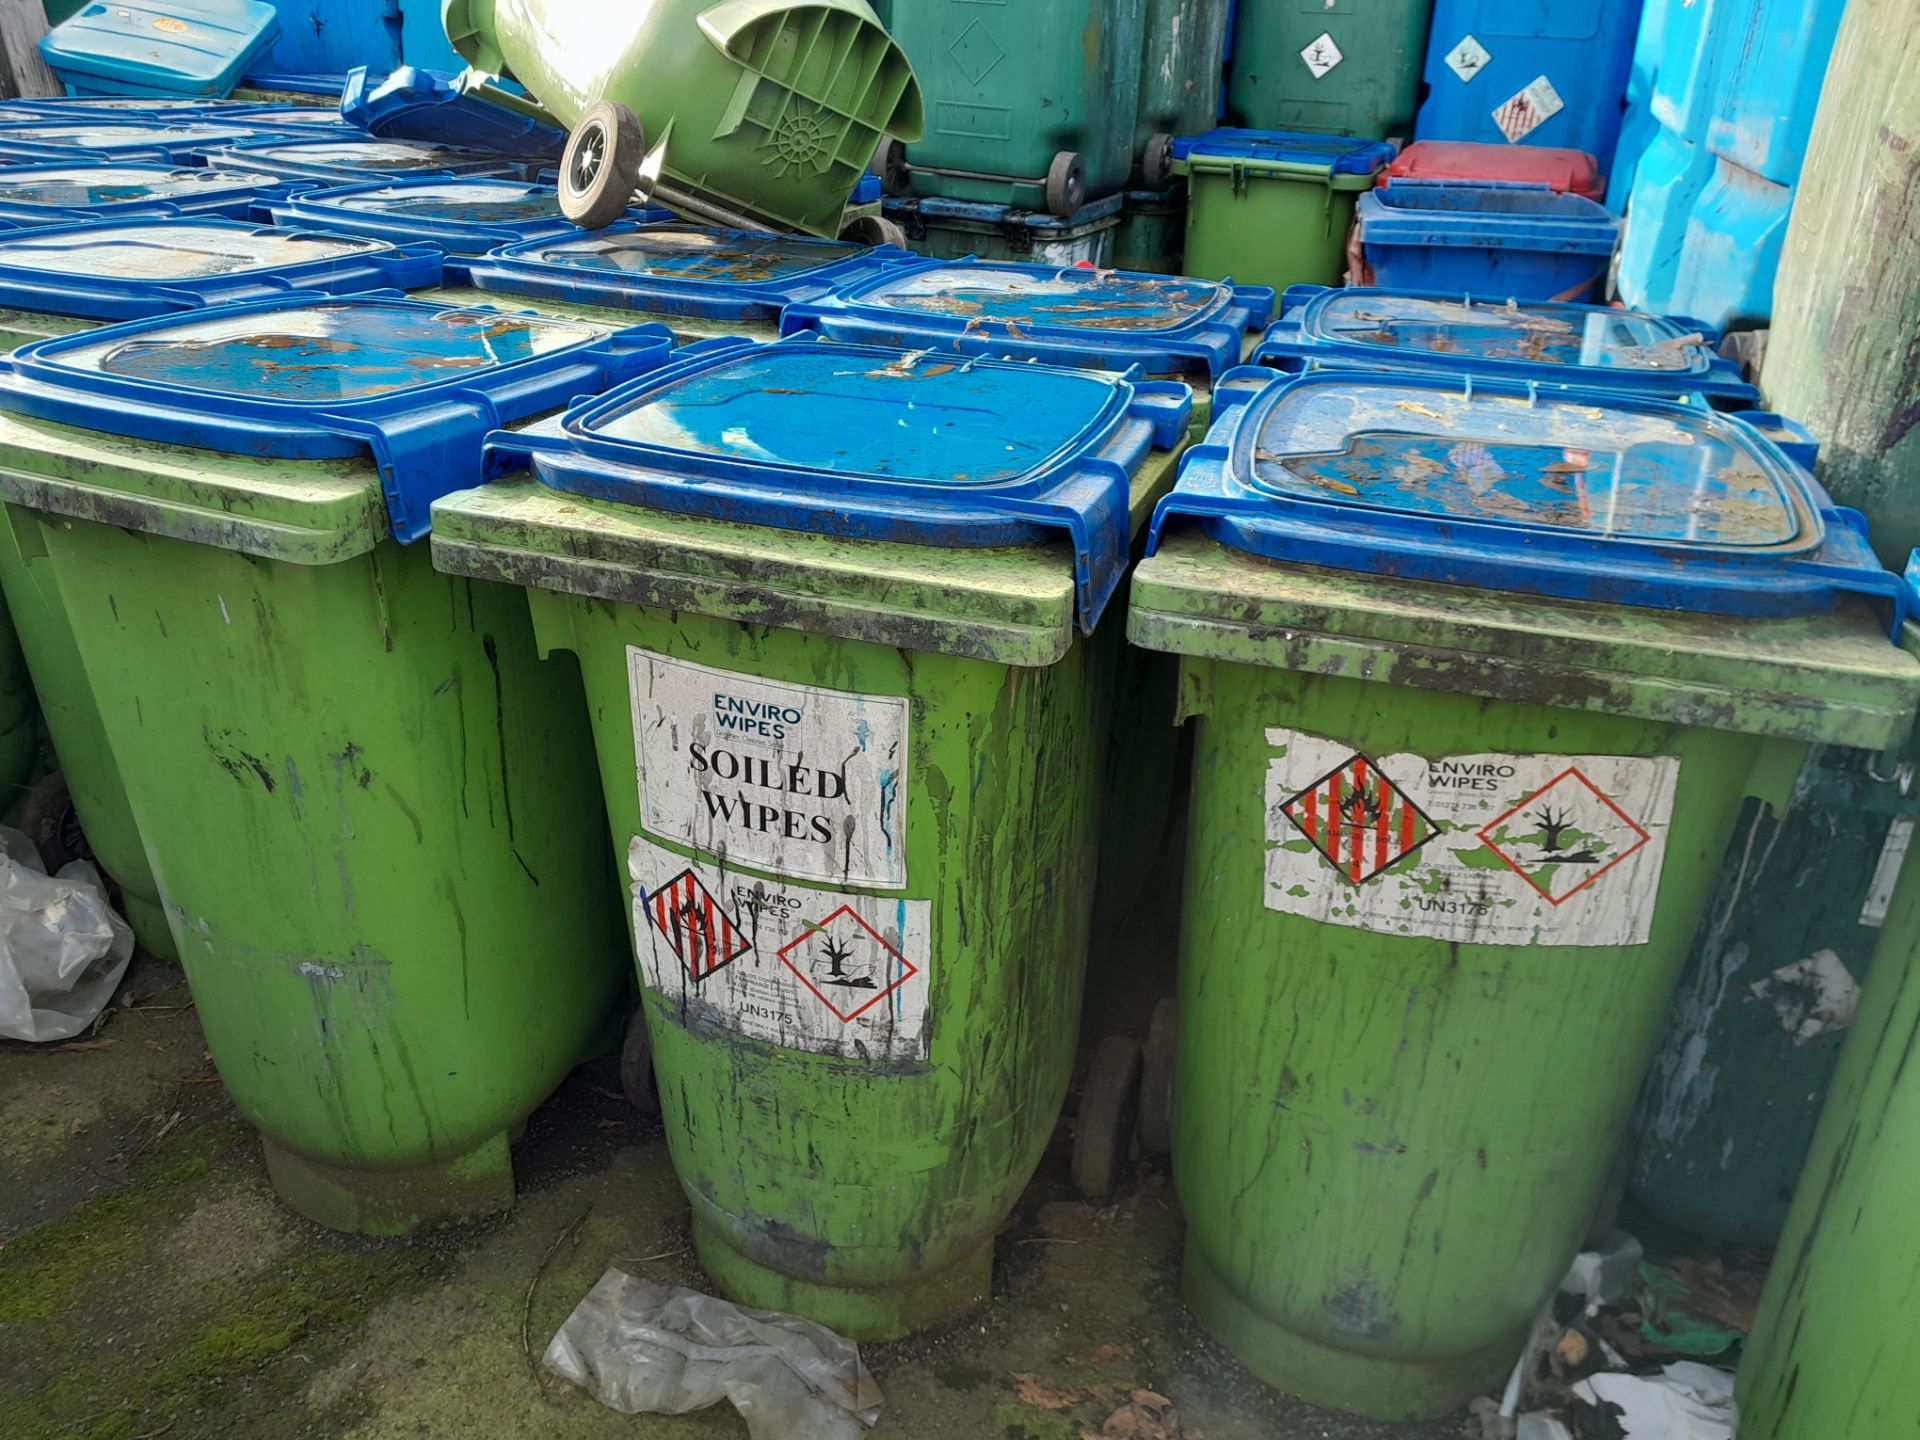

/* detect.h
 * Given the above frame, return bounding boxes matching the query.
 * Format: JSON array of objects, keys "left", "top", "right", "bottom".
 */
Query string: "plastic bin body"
[
  {"left": 1385, "top": 140, "right": 1605, "bottom": 200},
  {"left": 253, "top": 0, "right": 462, "bottom": 77},
  {"left": 0, "top": 296, "right": 674, "bottom": 1232},
  {"left": 883, "top": 193, "right": 1125, "bottom": 267},
  {"left": 884, "top": 0, "right": 1143, "bottom": 207},
  {"left": 1738, "top": 813, "right": 1920, "bottom": 1438},
  {"left": 1173, "top": 128, "right": 1393, "bottom": 294},
  {"left": 1357, "top": 181, "right": 1620, "bottom": 302},
  {"left": 1415, "top": 0, "right": 1640, "bottom": 167},
  {"left": 443, "top": 0, "right": 922, "bottom": 238},
  {"left": 1134, "top": 0, "right": 1230, "bottom": 173},
  {"left": 1129, "top": 367, "right": 1920, "bottom": 1418},
  {"left": 39, "top": 0, "right": 281, "bottom": 98},
  {"left": 1222, "top": 0, "right": 1433, "bottom": 140},
  {"left": 1115, "top": 186, "right": 1187, "bottom": 273},
  {"left": 428, "top": 336, "right": 1192, "bottom": 1337},
  {"left": 1616, "top": 0, "right": 1844, "bottom": 327},
  {"left": 1252, "top": 285, "right": 1758, "bottom": 409},
  {"left": 0, "top": 221, "right": 442, "bottom": 958}
]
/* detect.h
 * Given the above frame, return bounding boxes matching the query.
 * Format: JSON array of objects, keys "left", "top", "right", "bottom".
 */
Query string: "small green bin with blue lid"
[
  {"left": 1172, "top": 128, "right": 1395, "bottom": 294},
  {"left": 0, "top": 294, "right": 675, "bottom": 1233},
  {"left": 0, "top": 218, "right": 442, "bottom": 959},
  {"left": 428, "top": 333, "right": 1191, "bottom": 1338},
  {"left": 1127, "top": 366, "right": 1920, "bottom": 1418}
]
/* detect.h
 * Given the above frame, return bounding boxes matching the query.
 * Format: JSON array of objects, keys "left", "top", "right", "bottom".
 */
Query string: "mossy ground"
[{"left": 0, "top": 912, "right": 1460, "bottom": 1440}]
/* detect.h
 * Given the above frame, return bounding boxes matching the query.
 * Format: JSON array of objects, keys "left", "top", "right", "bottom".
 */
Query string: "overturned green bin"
[
  {"left": 0, "top": 295, "right": 674, "bottom": 1232},
  {"left": 1127, "top": 368, "right": 1920, "bottom": 1418},
  {"left": 430, "top": 334, "right": 1191, "bottom": 1337}
]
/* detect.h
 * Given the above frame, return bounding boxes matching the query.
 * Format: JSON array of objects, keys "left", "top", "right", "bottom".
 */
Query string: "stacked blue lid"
[
  {"left": 1254, "top": 286, "right": 1759, "bottom": 407},
  {"left": 481, "top": 333, "right": 1193, "bottom": 631},
  {"left": 39, "top": 0, "right": 281, "bottom": 100},
  {"left": 464, "top": 222, "right": 911, "bottom": 322},
  {"left": 0, "top": 294, "right": 676, "bottom": 542},
  {"left": 0, "top": 120, "right": 305, "bottom": 166},
  {"left": 0, "top": 164, "right": 312, "bottom": 228},
  {"left": 0, "top": 218, "right": 441, "bottom": 320},
  {"left": 1170, "top": 128, "right": 1398, "bottom": 175},
  {"left": 784, "top": 257, "right": 1275, "bottom": 380},
  {"left": 201, "top": 137, "right": 542, "bottom": 184},
  {"left": 266, "top": 177, "right": 667, "bottom": 259},
  {"left": 1150, "top": 368, "right": 1910, "bottom": 633}
]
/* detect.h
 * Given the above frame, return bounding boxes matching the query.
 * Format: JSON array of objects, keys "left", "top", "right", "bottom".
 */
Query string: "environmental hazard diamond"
[
  {"left": 1476, "top": 766, "right": 1652, "bottom": 906},
  {"left": 644, "top": 869, "right": 752, "bottom": 983},
  {"left": 1444, "top": 34, "right": 1492, "bottom": 83},
  {"left": 1300, "top": 32, "right": 1344, "bottom": 80},
  {"left": 1281, "top": 753, "right": 1437, "bottom": 885},
  {"left": 778, "top": 906, "right": 918, "bottom": 1023}
]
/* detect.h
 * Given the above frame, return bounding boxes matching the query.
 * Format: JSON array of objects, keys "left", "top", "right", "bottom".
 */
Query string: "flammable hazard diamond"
[{"left": 1281, "top": 753, "right": 1438, "bottom": 885}]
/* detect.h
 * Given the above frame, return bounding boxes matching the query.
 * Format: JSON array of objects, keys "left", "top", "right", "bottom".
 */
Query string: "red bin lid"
[{"left": 1384, "top": 141, "right": 1605, "bottom": 201}]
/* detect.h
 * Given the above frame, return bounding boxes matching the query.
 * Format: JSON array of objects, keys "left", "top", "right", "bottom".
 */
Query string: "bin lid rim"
[
  {"left": 471, "top": 220, "right": 898, "bottom": 298},
  {"left": 1170, "top": 127, "right": 1396, "bottom": 175}
]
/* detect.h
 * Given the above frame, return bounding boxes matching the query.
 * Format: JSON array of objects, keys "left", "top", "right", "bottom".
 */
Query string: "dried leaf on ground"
[
  {"left": 1082, "top": 1389, "right": 1181, "bottom": 1440},
  {"left": 1013, "top": 1373, "right": 1087, "bottom": 1411},
  {"left": 1067, "top": 1343, "right": 1136, "bottom": 1367}
]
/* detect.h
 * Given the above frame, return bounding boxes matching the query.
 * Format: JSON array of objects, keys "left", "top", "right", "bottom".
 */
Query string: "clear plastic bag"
[
  {"left": 0, "top": 824, "right": 134, "bottom": 1043},
  {"left": 544, "top": 1269, "right": 883, "bottom": 1440}
]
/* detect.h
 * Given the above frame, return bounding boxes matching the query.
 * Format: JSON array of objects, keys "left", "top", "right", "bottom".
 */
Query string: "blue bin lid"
[
  {"left": 882, "top": 192, "right": 1126, "bottom": 234},
  {"left": 201, "top": 137, "right": 538, "bottom": 182},
  {"left": 464, "top": 222, "right": 910, "bottom": 322},
  {"left": 220, "top": 106, "right": 353, "bottom": 128},
  {"left": 1255, "top": 287, "right": 1759, "bottom": 406},
  {"left": 0, "top": 218, "right": 441, "bottom": 320},
  {"left": 1170, "top": 128, "right": 1396, "bottom": 176},
  {"left": 0, "top": 164, "right": 305, "bottom": 227},
  {"left": 0, "top": 120, "right": 297, "bottom": 164},
  {"left": 340, "top": 66, "right": 566, "bottom": 156},
  {"left": 783, "top": 258, "right": 1276, "bottom": 381},
  {"left": 1149, "top": 368, "right": 1910, "bottom": 633},
  {"left": 1357, "top": 181, "right": 1619, "bottom": 254},
  {"left": 0, "top": 294, "right": 675, "bottom": 543},
  {"left": 0, "top": 96, "right": 265, "bottom": 120},
  {"left": 484, "top": 334, "right": 1193, "bottom": 632},
  {"left": 39, "top": 0, "right": 280, "bottom": 99},
  {"left": 266, "top": 177, "right": 660, "bottom": 257}
]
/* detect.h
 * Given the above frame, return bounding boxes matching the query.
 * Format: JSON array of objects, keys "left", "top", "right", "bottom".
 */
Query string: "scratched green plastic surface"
[
  {"left": 428, "top": 448, "right": 1179, "bottom": 1337},
  {"left": 443, "top": 0, "right": 921, "bottom": 237},
  {"left": 1173, "top": 154, "right": 1378, "bottom": 295},
  {"left": 1223, "top": 0, "right": 1433, "bottom": 139},
  {"left": 1126, "top": 532, "right": 1920, "bottom": 1419},
  {"left": 1739, "top": 804, "right": 1920, "bottom": 1438},
  {"left": 0, "top": 413, "right": 629, "bottom": 1234}
]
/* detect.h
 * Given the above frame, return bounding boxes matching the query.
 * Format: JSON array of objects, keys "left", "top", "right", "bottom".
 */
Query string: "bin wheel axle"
[
  {"left": 1045, "top": 151, "right": 1086, "bottom": 218},
  {"left": 561, "top": 100, "right": 646, "bottom": 231},
  {"left": 1073, "top": 1034, "right": 1142, "bottom": 1198}
]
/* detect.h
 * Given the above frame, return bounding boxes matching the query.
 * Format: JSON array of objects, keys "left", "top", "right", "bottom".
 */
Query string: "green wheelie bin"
[
  {"left": 1126, "top": 367, "right": 1920, "bottom": 1418},
  {"left": 878, "top": 0, "right": 1143, "bottom": 215},
  {"left": 444, "top": 0, "right": 922, "bottom": 236},
  {"left": 0, "top": 295, "right": 677, "bottom": 1233},
  {"left": 1134, "top": 0, "right": 1231, "bottom": 187},
  {"left": 429, "top": 334, "right": 1191, "bottom": 1338},
  {"left": 0, "top": 219, "right": 444, "bottom": 958},
  {"left": 1223, "top": 0, "right": 1433, "bottom": 140},
  {"left": 1737, "top": 765, "right": 1920, "bottom": 1438}
]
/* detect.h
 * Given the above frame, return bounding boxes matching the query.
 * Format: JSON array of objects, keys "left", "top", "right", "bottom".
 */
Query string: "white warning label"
[
  {"left": 630, "top": 835, "right": 931, "bottom": 1062},
  {"left": 1492, "top": 75, "right": 1565, "bottom": 143},
  {"left": 1263, "top": 728, "right": 1679, "bottom": 946},
  {"left": 1445, "top": 34, "right": 1492, "bottom": 84},
  {"left": 629, "top": 649, "right": 909, "bottom": 890},
  {"left": 1300, "top": 32, "right": 1344, "bottom": 79}
]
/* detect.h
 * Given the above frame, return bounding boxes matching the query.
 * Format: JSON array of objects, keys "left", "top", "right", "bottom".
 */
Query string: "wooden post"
[
  {"left": 1760, "top": 0, "right": 1920, "bottom": 570},
  {"left": 0, "top": 0, "right": 60, "bottom": 99}
]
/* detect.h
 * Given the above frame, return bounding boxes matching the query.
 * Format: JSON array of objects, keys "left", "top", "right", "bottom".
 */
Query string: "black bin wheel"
[
  {"left": 839, "top": 215, "right": 908, "bottom": 248},
  {"left": 1141, "top": 132, "right": 1175, "bottom": 189},
  {"left": 1137, "top": 997, "right": 1178, "bottom": 1154},
  {"left": 1045, "top": 150, "right": 1086, "bottom": 218},
  {"left": 874, "top": 135, "right": 911, "bottom": 196},
  {"left": 1073, "top": 1034, "right": 1142, "bottom": 1198},
  {"left": 619, "top": 1007, "right": 660, "bottom": 1116},
  {"left": 560, "top": 100, "right": 645, "bottom": 230}
]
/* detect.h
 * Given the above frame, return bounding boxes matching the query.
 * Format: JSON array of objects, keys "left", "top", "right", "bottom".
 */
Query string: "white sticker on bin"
[
  {"left": 1493, "top": 75, "right": 1565, "bottom": 143},
  {"left": 1300, "top": 32, "right": 1344, "bottom": 80},
  {"left": 629, "top": 648, "right": 910, "bottom": 890},
  {"left": 1261, "top": 728, "right": 1679, "bottom": 946},
  {"left": 1445, "top": 34, "right": 1492, "bottom": 84},
  {"left": 629, "top": 834, "right": 932, "bottom": 1062}
]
